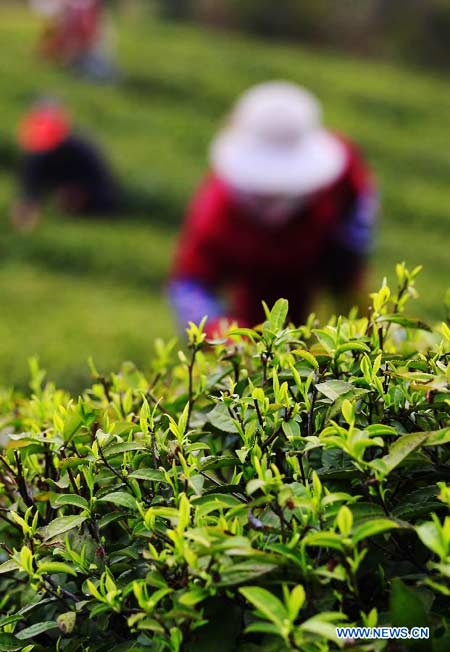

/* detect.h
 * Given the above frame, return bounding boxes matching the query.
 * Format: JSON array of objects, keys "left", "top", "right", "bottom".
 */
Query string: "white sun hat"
[
  {"left": 210, "top": 81, "right": 348, "bottom": 196},
  {"left": 29, "top": 0, "right": 61, "bottom": 17}
]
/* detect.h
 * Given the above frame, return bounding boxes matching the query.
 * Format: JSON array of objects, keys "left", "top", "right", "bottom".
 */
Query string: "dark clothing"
[{"left": 20, "top": 135, "right": 120, "bottom": 214}]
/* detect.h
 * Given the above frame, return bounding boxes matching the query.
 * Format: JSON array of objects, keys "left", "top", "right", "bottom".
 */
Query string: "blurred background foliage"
[
  {"left": 0, "top": 0, "right": 449, "bottom": 391},
  {"left": 158, "top": 0, "right": 450, "bottom": 69}
]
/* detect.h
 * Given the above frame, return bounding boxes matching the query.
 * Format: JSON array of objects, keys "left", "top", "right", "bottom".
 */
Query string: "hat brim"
[{"left": 210, "top": 128, "right": 348, "bottom": 195}]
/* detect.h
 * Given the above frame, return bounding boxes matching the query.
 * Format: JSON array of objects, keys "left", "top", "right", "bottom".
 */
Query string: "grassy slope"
[{"left": 0, "top": 6, "right": 449, "bottom": 390}]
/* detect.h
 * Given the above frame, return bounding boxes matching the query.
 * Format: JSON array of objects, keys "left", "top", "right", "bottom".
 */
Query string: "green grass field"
[{"left": 0, "top": 5, "right": 449, "bottom": 391}]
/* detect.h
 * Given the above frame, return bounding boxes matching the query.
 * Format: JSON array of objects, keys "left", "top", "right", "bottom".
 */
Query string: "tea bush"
[
  {"left": 0, "top": 264, "right": 449, "bottom": 652},
  {"left": 2, "top": 7, "right": 450, "bottom": 389}
]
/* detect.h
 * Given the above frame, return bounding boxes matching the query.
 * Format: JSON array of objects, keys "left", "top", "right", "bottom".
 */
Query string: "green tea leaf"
[
  {"left": 103, "top": 442, "right": 148, "bottom": 457},
  {"left": 316, "top": 380, "right": 354, "bottom": 401},
  {"left": 376, "top": 314, "right": 432, "bottom": 331},
  {"left": 16, "top": 621, "right": 58, "bottom": 640},
  {"left": 371, "top": 432, "right": 429, "bottom": 477},
  {"left": 336, "top": 506, "right": 353, "bottom": 537},
  {"left": 292, "top": 349, "right": 319, "bottom": 369},
  {"left": 129, "top": 469, "right": 166, "bottom": 482},
  {"left": 335, "top": 341, "right": 370, "bottom": 357},
  {"left": 239, "top": 587, "right": 288, "bottom": 633},
  {"left": 198, "top": 455, "right": 239, "bottom": 471},
  {"left": 39, "top": 515, "right": 87, "bottom": 541},
  {"left": 207, "top": 404, "right": 239, "bottom": 434},
  {"left": 425, "top": 428, "right": 450, "bottom": 447},
  {"left": 98, "top": 491, "right": 137, "bottom": 510},
  {"left": 219, "top": 562, "right": 278, "bottom": 586},
  {"left": 282, "top": 420, "right": 300, "bottom": 439},
  {"left": 416, "top": 520, "right": 448, "bottom": 559},
  {"left": 37, "top": 561, "right": 77, "bottom": 577},
  {"left": 390, "top": 579, "right": 429, "bottom": 631},
  {"left": 352, "top": 518, "right": 400, "bottom": 544},
  {"left": 267, "top": 299, "right": 289, "bottom": 331},
  {"left": 0, "top": 633, "right": 23, "bottom": 651},
  {"left": 303, "top": 531, "right": 345, "bottom": 552},
  {"left": 54, "top": 494, "right": 89, "bottom": 510},
  {"left": 0, "top": 615, "right": 23, "bottom": 629},
  {"left": 287, "top": 585, "right": 305, "bottom": 622},
  {"left": 0, "top": 559, "right": 20, "bottom": 575},
  {"left": 299, "top": 616, "right": 342, "bottom": 643}
]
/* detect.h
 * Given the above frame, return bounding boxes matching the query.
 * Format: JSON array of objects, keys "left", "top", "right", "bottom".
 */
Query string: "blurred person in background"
[
  {"left": 30, "top": 0, "right": 117, "bottom": 81},
  {"left": 169, "top": 81, "right": 378, "bottom": 337},
  {"left": 12, "top": 101, "right": 121, "bottom": 231}
]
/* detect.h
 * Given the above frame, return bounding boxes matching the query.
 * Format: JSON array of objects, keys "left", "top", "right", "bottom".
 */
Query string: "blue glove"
[
  {"left": 168, "top": 279, "right": 223, "bottom": 329},
  {"left": 337, "top": 192, "right": 378, "bottom": 254}
]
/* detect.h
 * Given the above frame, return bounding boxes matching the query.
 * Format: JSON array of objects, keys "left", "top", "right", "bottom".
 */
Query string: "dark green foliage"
[
  {"left": 0, "top": 265, "right": 449, "bottom": 651},
  {"left": 158, "top": 0, "right": 450, "bottom": 68}
]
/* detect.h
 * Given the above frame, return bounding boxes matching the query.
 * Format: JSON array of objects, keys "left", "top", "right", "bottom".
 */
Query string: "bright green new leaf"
[
  {"left": 177, "top": 493, "right": 191, "bottom": 533},
  {"left": 341, "top": 399, "right": 354, "bottom": 426},
  {"left": 416, "top": 518, "right": 449, "bottom": 560},
  {"left": 287, "top": 585, "right": 305, "bottom": 622},
  {"left": 37, "top": 561, "right": 77, "bottom": 577},
  {"left": 303, "top": 532, "right": 345, "bottom": 552},
  {"left": 336, "top": 506, "right": 353, "bottom": 537},
  {"left": 441, "top": 321, "right": 450, "bottom": 342},
  {"left": 267, "top": 298, "right": 289, "bottom": 331},
  {"left": 239, "top": 586, "right": 289, "bottom": 635},
  {"left": 352, "top": 519, "right": 400, "bottom": 544},
  {"left": 292, "top": 349, "right": 319, "bottom": 369},
  {"left": 335, "top": 342, "right": 371, "bottom": 357}
]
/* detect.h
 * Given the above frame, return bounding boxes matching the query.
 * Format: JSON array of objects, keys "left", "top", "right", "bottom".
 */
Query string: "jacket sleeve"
[
  {"left": 334, "top": 144, "right": 378, "bottom": 257},
  {"left": 20, "top": 155, "right": 46, "bottom": 202},
  {"left": 169, "top": 176, "right": 230, "bottom": 329},
  {"left": 326, "top": 144, "right": 378, "bottom": 293}
]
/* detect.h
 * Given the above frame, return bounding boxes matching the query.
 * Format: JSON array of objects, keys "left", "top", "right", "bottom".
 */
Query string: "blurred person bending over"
[
  {"left": 169, "top": 81, "right": 378, "bottom": 337},
  {"left": 30, "top": 0, "right": 117, "bottom": 81},
  {"left": 13, "top": 103, "right": 121, "bottom": 231}
]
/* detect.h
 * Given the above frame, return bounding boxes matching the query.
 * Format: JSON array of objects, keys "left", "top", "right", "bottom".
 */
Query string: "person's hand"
[{"left": 10, "top": 201, "right": 40, "bottom": 233}]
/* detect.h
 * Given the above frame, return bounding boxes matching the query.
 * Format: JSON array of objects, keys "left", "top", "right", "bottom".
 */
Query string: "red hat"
[{"left": 18, "top": 105, "right": 71, "bottom": 153}]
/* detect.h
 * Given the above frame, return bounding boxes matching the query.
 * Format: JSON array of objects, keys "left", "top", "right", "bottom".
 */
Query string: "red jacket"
[
  {"left": 171, "top": 136, "right": 376, "bottom": 328},
  {"left": 58, "top": 1, "right": 102, "bottom": 60}
]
